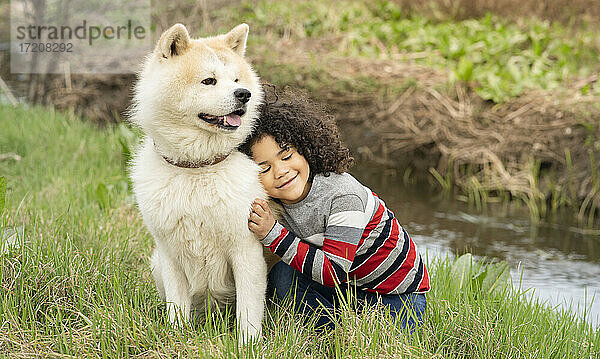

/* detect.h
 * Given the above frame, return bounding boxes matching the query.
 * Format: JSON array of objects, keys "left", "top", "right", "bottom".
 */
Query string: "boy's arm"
[{"left": 261, "top": 194, "right": 376, "bottom": 287}]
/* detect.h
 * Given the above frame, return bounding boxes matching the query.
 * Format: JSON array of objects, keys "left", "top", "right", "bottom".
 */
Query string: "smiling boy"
[{"left": 240, "top": 89, "right": 429, "bottom": 331}]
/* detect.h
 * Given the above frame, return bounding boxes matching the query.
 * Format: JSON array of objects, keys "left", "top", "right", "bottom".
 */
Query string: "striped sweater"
[{"left": 262, "top": 173, "right": 430, "bottom": 295}]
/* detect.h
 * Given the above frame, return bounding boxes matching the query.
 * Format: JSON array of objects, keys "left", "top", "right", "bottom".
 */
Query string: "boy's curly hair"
[{"left": 239, "top": 86, "right": 354, "bottom": 177}]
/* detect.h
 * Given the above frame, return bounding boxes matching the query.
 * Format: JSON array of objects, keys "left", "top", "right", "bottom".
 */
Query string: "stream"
[{"left": 352, "top": 162, "right": 600, "bottom": 328}]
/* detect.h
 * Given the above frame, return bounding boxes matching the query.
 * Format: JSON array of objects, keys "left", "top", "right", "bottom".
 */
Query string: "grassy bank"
[{"left": 1, "top": 104, "right": 598, "bottom": 357}]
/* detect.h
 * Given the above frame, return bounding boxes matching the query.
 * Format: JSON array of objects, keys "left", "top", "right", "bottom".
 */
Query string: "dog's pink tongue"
[{"left": 225, "top": 114, "right": 241, "bottom": 127}]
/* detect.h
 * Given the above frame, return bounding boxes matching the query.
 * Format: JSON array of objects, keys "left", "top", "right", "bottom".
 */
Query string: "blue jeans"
[{"left": 267, "top": 261, "right": 427, "bottom": 332}]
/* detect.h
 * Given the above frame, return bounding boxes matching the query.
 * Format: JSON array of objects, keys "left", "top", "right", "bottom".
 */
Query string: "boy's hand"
[{"left": 248, "top": 199, "right": 276, "bottom": 240}]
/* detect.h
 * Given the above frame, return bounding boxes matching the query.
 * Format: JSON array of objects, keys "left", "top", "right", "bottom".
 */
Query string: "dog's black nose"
[{"left": 234, "top": 88, "right": 251, "bottom": 104}]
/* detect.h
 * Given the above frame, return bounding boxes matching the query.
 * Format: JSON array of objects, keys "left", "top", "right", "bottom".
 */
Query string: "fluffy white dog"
[{"left": 129, "top": 23, "right": 267, "bottom": 344}]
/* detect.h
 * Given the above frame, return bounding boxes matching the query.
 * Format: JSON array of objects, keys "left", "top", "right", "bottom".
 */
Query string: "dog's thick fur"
[{"left": 129, "top": 23, "right": 267, "bottom": 343}]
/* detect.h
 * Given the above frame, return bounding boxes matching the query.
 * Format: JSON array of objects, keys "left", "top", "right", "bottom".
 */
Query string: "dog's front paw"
[
  {"left": 238, "top": 325, "right": 261, "bottom": 346},
  {"left": 167, "top": 302, "right": 190, "bottom": 326}
]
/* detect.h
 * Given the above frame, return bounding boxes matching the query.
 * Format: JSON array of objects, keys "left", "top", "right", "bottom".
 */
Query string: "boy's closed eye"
[{"left": 259, "top": 150, "right": 293, "bottom": 174}]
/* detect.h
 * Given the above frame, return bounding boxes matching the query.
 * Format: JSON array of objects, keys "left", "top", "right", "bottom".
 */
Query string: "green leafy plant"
[
  {"left": 243, "top": 0, "right": 600, "bottom": 103},
  {"left": 455, "top": 56, "right": 474, "bottom": 82},
  {"left": 450, "top": 253, "right": 511, "bottom": 295},
  {"left": 481, "top": 261, "right": 511, "bottom": 295},
  {"left": 450, "top": 253, "right": 472, "bottom": 290}
]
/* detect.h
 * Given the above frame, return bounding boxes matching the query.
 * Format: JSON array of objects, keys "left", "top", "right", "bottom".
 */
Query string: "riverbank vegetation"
[
  {"left": 1, "top": 102, "right": 599, "bottom": 357},
  {"left": 2, "top": 0, "right": 598, "bottom": 227},
  {"left": 231, "top": 0, "right": 600, "bottom": 228},
  {"left": 226, "top": 0, "right": 600, "bottom": 228}
]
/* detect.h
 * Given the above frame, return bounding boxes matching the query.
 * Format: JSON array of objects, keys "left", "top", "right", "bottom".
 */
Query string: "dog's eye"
[
  {"left": 234, "top": 78, "right": 239, "bottom": 83},
  {"left": 201, "top": 78, "right": 217, "bottom": 85}
]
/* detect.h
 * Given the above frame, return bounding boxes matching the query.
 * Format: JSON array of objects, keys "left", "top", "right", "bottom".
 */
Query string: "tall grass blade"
[
  {"left": 0, "top": 176, "right": 6, "bottom": 212},
  {"left": 95, "top": 183, "right": 110, "bottom": 210}
]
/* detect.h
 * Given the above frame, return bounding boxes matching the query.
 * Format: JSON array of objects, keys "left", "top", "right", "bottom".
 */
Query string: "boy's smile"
[{"left": 251, "top": 135, "right": 311, "bottom": 204}]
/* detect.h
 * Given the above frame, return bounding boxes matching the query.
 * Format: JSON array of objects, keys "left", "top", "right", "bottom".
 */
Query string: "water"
[{"left": 351, "top": 162, "right": 600, "bottom": 328}]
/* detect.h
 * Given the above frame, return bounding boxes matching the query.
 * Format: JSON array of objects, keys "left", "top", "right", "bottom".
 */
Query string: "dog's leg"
[
  {"left": 150, "top": 250, "right": 166, "bottom": 300},
  {"left": 229, "top": 237, "right": 267, "bottom": 345},
  {"left": 154, "top": 244, "right": 192, "bottom": 324}
]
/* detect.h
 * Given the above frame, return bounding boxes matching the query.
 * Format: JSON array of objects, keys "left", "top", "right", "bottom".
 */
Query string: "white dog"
[{"left": 129, "top": 23, "right": 267, "bottom": 343}]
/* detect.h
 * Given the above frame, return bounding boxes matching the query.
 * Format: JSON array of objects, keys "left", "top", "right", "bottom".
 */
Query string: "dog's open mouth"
[{"left": 198, "top": 108, "right": 246, "bottom": 131}]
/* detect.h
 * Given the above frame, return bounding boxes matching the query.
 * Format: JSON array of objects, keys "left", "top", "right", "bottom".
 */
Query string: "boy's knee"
[
  {"left": 267, "top": 261, "right": 297, "bottom": 300},
  {"left": 414, "top": 293, "right": 427, "bottom": 319}
]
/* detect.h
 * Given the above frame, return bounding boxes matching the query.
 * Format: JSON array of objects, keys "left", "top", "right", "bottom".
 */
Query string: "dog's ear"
[
  {"left": 157, "top": 23, "right": 190, "bottom": 59},
  {"left": 222, "top": 23, "right": 249, "bottom": 57}
]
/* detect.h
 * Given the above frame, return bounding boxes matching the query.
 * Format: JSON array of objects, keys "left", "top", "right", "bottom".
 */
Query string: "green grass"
[
  {"left": 230, "top": 0, "right": 600, "bottom": 103},
  {"left": 1, "top": 104, "right": 599, "bottom": 357}
]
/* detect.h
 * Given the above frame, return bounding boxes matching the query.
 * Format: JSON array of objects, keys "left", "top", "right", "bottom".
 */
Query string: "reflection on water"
[{"left": 351, "top": 162, "right": 600, "bottom": 327}]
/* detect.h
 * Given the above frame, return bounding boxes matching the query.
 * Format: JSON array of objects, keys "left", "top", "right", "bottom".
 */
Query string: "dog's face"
[{"left": 132, "top": 23, "right": 262, "bottom": 159}]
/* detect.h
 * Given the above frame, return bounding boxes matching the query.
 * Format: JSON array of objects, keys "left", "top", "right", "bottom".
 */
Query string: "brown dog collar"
[{"left": 155, "top": 143, "right": 230, "bottom": 168}]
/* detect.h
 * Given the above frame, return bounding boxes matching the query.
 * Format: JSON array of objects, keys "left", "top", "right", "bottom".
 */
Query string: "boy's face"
[{"left": 251, "top": 135, "right": 311, "bottom": 204}]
